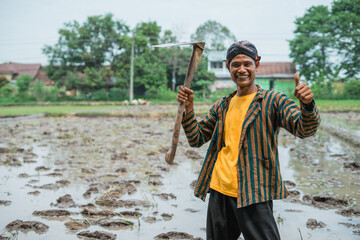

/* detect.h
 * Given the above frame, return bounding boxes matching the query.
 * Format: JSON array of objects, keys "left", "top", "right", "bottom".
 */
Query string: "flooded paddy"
[{"left": 0, "top": 107, "right": 359, "bottom": 239}]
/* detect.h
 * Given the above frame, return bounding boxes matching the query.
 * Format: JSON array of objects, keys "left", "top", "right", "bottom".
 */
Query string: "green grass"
[
  {"left": 315, "top": 99, "right": 360, "bottom": 112},
  {"left": 0, "top": 105, "right": 122, "bottom": 117},
  {"left": 0, "top": 99, "right": 359, "bottom": 117}
]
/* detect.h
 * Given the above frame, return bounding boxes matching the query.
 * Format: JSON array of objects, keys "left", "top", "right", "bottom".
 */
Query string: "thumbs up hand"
[{"left": 294, "top": 73, "right": 314, "bottom": 105}]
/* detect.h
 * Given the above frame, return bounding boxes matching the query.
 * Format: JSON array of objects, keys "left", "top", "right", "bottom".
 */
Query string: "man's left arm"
[{"left": 277, "top": 73, "right": 321, "bottom": 138}]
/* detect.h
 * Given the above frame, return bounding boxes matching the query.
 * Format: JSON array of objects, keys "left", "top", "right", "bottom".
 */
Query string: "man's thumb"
[{"left": 294, "top": 73, "right": 300, "bottom": 87}]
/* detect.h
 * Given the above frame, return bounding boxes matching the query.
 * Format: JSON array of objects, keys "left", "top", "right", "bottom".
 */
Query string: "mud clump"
[
  {"left": 287, "top": 190, "right": 300, "bottom": 199},
  {"left": 154, "top": 231, "right": 199, "bottom": 240},
  {"left": 185, "top": 208, "right": 200, "bottom": 213},
  {"left": 51, "top": 194, "right": 76, "bottom": 208},
  {"left": 154, "top": 193, "right": 176, "bottom": 201},
  {"left": 0, "top": 200, "right": 11, "bottom": 206},
  {"left": 143, "top": 216, "right": 157, "bottom": 223},
  {"left": 149, "top": 180, "right": 163, "bottom": 186},
  {"left": 46, "top": 172, "right": 63, "bottom": 177},
  {"left": 338, "top": 222, "right": 360, "bottom": 228},
  {"left": 6, "top": 219, "right": 49, "bottom": 234},
  {"left": 111, "top": 152, "right": 128, "bottom": 161},
  {"left": 56, "top": 180, "right": 70, "bottom": 186},
  {"left": 35, "top": 183, "right": 59, "bottom": 190},
  {"left": 33, "top": 209, "right": 71, "bottom": 217},
  {"left": 343, "top": 161, "right": 360, "bottom": 171},
  {"left": 119, "top": 211, "right": 142, "bottom": 218},
  {"left": 115, "top": 167, "right": 127, "bottom": 173},
  {"left": 81, "top": 208, "right": 116, "bottom": 217},
  {"left": 97, "top": 218, "right": 134, "bottom": 228},
  {"left": 1, "top": 157, "right": 22, "bottom": 166},
  {"left": 81, "top": 168, "right": 96, "bottom": 174},
  {"left": 185, "top": 149, "right": 203, "bottom": 160},
  {"left": 28, "top": 190, "right": 40, "bottom": 196},
  {"left": 77, "top": 230, "right": 116, "bottom": 240},
  {"left": 161, "top": 213, "right": 173, "bottom": 221},
  {"left": 83, "top": 186, "right": 99, "bottom": 198},
  {"left": 336, "top": 208, "right": 360, "bottom": 217},
  {"left": 284, "top": 180, "right": 296, "bottom": 189},
  {"left": 35, "top": 166, "right": 50, "bottom": 171},
  {"left": 306, "top": 219, "right": 326, "bottom": 229},
  {"left": 18, "top": 173, "right": 30, "bottom": 178},
  {"left": 95, "top": 198, "right": 150, "bottom": 208},
  {"left": 64, "top": 219, "right": 90, "bottom": 230},
  {"left": 190, "top": 180, "right": 197, "bottom": 190},
  {"left": 303, "top": 194, "right": 349, "bottom": 209}
]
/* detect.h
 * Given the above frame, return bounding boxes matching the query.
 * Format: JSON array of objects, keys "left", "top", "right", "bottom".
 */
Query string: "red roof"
[
  {"left": 35, "top": 70, "right": 54, "bottom": 86},
  {"left": 257, "top": 62, "right": 295, "bottom": 76},
  {"left": 0, "top": 63, "right": 41, "bottom": 79}
]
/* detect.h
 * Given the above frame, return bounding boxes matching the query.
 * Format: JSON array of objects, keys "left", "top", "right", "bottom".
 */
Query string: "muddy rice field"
[{"left": 0, "top": 105, "right": 360, "bottom": 240}]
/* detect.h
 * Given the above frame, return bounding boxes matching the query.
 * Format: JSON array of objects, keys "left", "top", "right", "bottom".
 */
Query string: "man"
[{"left": 177, "top": 40, "right": 320, "bottom": 240}]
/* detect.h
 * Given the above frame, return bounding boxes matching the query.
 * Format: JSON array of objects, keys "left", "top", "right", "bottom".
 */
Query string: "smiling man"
[{"left": 177, "top": 40, "right": 321, "bottom": 240}]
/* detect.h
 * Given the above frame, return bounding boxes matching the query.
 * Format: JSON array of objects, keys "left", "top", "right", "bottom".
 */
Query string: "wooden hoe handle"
[{"left": 165, "top": 43, "right": 205, "bottom": 164}]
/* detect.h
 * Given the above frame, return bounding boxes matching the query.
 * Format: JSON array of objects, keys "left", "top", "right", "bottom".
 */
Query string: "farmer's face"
[{"left": 227, "top": 54, "right": 259, "bottom": 89}]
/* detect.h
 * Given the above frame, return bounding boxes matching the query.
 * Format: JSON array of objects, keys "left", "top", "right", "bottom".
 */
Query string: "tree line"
[
  {"left": 289, "top": 0, "right": 360, "bottom": 98},
  {"left": 39, "top": 16, "right": 238, "bottom": 101}
]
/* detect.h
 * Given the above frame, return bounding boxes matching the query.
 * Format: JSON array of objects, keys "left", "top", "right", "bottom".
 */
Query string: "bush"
[
  {"left": 343, "top": 80, "right": 360, "bottom": 99},
  {"left": 0, "top": 83, "right": 19, "bottom": 97},
  {"left": 16, "top": 74, "right": 33, "bottom": 93},
  {"left": 30, "top": 81, "right": 59, "bottom": 102},
  {"left": 0, "top": 76, "right": 9, "bottom": 89},
  {"left": 91, "top": 89, "right": 108, "bottom": 101},
  {"left": 108, "top": 88, "right": 128, "bottom": 101},
  {"left": 309, "top": 82, "right": 344, "bottom": 100},
  {"left": 145, "top": 88, "right": 177, "bottom": 102}
]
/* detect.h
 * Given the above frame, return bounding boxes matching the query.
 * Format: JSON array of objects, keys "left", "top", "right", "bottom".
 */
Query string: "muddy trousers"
[{"left": 206, "top": 189, "right": 280, "bottom": 240}]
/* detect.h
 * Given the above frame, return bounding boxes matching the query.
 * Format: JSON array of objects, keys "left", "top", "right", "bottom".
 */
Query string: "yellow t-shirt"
[{"left": 210, "top": 92, "right": 256, "bottom": 197}]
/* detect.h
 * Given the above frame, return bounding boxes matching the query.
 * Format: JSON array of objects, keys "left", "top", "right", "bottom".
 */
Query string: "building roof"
[
  {"left": 0, "top": 62, "right": 41, "bottom": 79},
  {"left": 35, "top": 70, "right": 54, "bottom": 86},
  {"left": 257, "top": 62, "right": 296, "bottom": 78}
]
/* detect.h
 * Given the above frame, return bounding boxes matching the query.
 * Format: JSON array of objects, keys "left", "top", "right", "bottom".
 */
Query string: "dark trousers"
[{"left": 207, "top": 189, "right": 281, "bottom": 240}]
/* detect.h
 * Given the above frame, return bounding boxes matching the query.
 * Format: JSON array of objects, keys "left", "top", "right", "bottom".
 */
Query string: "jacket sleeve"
[
  {"left": 181, "top": 101, "right": 219, "bottom": 147},
  {"left": 276, "top": 93, "right": 321, "bottom": 138}
]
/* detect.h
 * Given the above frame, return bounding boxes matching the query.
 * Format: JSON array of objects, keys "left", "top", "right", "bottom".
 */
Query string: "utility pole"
[{"left": 130, "top": 33, "right": 134, "bottom": 102}]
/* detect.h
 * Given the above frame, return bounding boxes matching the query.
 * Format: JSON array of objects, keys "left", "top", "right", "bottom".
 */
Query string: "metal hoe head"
[{"left": 152, "top": 41, "right": 205, "bottom": 49}]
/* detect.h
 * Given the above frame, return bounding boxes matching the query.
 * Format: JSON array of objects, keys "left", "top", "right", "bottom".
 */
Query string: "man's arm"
[
  {"left": 177, "top": 86, "right": 218, "bottom": 147},
  {"left": 277, "top": 73, "right": 320, "bottom": 138}
]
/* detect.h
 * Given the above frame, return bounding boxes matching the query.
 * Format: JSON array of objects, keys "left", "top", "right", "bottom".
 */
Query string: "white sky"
[{"left": 0, "top": 0, "right": 333, "bottom": 65}]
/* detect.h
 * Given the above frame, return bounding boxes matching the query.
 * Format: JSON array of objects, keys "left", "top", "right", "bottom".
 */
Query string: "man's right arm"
[{"left": 177, "top": 86, "right": 218, "bottom": 147}]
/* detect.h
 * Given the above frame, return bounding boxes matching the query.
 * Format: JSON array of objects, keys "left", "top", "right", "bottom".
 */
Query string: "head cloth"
[{"left": 226, "top": 40, "right": 261, "bottom": 64}]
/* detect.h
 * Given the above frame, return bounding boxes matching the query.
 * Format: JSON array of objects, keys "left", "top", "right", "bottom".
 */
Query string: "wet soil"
[
  {"left": 5, "top": 219, "right": 49, "bottom": 234},
  {"left": 0, "top": 108, "right": 359, "bottom": 239},
  {"left": 77, "top": 230, "right": 116, "bottom": 240}
]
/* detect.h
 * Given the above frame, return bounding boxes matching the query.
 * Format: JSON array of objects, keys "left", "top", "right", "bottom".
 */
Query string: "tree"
[
  {"left": 158, "top": 30, "right": 192, "bottom": 91},
  {"left": 0, "top": 76, "right": 8, "bottom": 89},
  {"left": 43, "top": 13, "right": 130, "bottom": 87},
  {"left": 16, "top": 74, "right": 33, "bottom": 93},
  {"left": 289, "top": 6, "right": 339, "bottom": 83},
  {"left": 331, "top": 0, "right": 360, "bottom": 77},
  {"left": 191, "top": 20, "right": 236, "bottom": 51},
  {"left": 113, "top": 21, "right": 169, "bottom": 95},
  {"left": 193, "top": 58, "right": 215, "bottom": 99}
]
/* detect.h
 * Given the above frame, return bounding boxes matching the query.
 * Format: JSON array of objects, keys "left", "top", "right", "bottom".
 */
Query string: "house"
[
  {"left": 0, "top": 62, "right": 54, "bottom": 86},
  {"left": 207, "top": 51, "right": 296, "bottom": 93}
]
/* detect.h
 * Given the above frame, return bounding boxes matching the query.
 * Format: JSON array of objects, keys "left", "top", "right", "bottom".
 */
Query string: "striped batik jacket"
[{"left": 182, "top": 86, "right": 321, "bottom": 208}]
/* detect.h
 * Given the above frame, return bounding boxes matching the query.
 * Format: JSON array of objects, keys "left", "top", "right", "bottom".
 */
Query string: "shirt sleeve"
[
  {"left": 181, "top": 101, "right": 219, "bottom": 147},
  {"left": 276, "top": 93, "right": 321, "bottom": 138}
]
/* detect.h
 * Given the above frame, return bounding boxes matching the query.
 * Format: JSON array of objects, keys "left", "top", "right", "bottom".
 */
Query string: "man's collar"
[{"left": 224, "top": 85, "right": 265, "bottom": 101}]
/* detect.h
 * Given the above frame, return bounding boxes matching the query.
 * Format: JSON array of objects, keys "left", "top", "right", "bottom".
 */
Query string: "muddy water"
[
  {"left": 0, "top": 114, "right": 359, "bottom": 239},
  {"left": 321, "top": 112, "right": 360, "bottom": 137}
]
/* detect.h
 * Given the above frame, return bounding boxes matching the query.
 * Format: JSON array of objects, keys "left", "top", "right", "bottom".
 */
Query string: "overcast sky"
[{"left": 0, "top": 0, "right": 333, "bottom": 65}]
